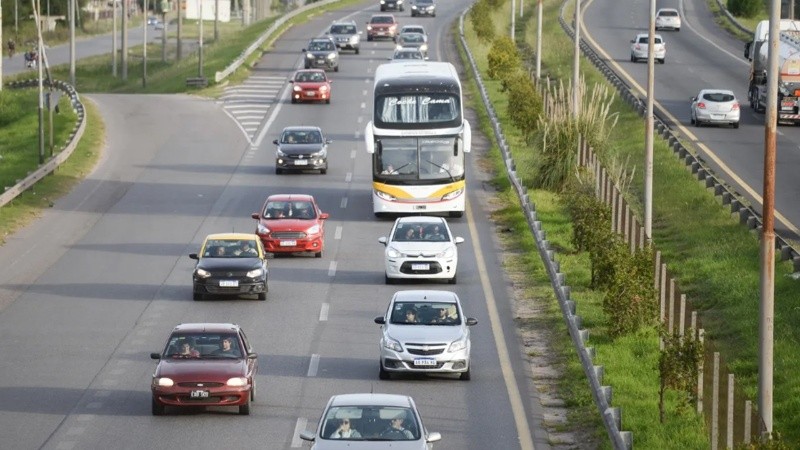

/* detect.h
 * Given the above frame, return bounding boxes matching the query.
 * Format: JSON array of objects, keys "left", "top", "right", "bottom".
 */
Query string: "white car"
[
  {"left": 630, "top": 33, "right": 666, "bottom": 63},
  {"left": 374, "top": 290, "right": 477, "bottom": 380},
  {"left": 378, "top": 216, "right": 464, "bottom": 284},
  {"left": 655, "top": 8, "right": 681, "bottom": 31},
  {"left": 690, "top": 89, "right": 741, "bottom": 128},
  {"left": 299, "top": 393, "right": 442, "bottom": 447}
]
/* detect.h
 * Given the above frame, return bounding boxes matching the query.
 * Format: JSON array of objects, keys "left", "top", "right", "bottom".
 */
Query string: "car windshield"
[
  {"left": 637, "top": 36, "right": 663, "bottom": 44},
  {"left": 295, "top": 71, "right": 326, "bottom": 82},
  {"left": 262, "top": 201, "right": 317, "bottom": 219},
  {"left": 203, "top": 239, "right": 259, "bottom": 258},
  {"left": 403, "top": 27, "right": 424, "bottom": 34},
  {"left": 417, "top": 0, "right": 433, "bottom": 3},
  {"left": 392, "top": 221, "right": 450, "bottom": 241},
  {"left": 400, "top": 33, "right": 424, "bottom": 43},
  {"left": 281, "top": 130, "right": 323, "bottom": 144},
  {"left": 390, "top": 301, "right": 461, "bottom": 325},
  {"left": 320, "top": 406, "right": 421, "bottom": 440},
  {"left": 371, "top": 16, "right": 394, "bottom": 24},
  {"left": 163, "top": 333, "right": 243, "bottom": 359},
  {"left": 331, "top": 24, "right": 356, "bottom": 34},
  {"left": 703, "top": 92, "right": 735, "bottom": 102},
  {"left": 394, "top": 50, "right": 423, "bottom": 60},
  {"left": 308, "top": 41, "right": 334, "bottom": 51}
]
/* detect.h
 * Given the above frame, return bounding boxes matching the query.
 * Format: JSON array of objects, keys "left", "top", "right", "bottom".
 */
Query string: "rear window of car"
[
  {"left": 703, "top": 93, "right": 735, "bottom": 102},
  {"left": 637, "top": 36, "right": 663, "bottom": 44},
  {"left": 658, "top": 10, "right": 679, "bottom": 17}
]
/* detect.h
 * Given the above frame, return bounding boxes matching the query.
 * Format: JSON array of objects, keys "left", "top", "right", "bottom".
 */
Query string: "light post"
[{"left": 198, "top": 0, "right": 203, "bottom": 78}]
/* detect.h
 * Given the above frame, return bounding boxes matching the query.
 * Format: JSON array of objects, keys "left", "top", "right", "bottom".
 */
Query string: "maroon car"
[
  {"left": 366, "top": 14, "right": 399, "bottom": 41},
  {"left": 251, "top": 194, "right": 329, "bottom": 258},
  {"left": 289, "top": 69, "right": 333, "bottom": 104},
  {"left": 150, "top": 323, "right": 258, "bottom": 416}
]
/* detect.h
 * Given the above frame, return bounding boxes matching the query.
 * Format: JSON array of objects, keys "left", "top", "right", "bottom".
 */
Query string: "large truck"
[{"left": 745, "top": 19, "right": 800, "bottom": 122}]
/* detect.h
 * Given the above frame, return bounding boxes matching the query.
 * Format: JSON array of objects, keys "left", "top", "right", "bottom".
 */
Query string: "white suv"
[
  {"left": 630, "top": 33, "right": 666, "bottom": 64},
  {"left": 655, "top": 8, "right": 681, "bottom": 31}
]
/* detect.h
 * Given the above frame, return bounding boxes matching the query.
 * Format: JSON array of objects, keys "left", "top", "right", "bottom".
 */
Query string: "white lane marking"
[
  {"left": 350, "top": 149, "right": 356, "bottom": 159},
  {"left": 253, "top": 80, "right": 293, "bottom": 148},
  {"left": 55, "top": 442, "right": 76, "bottom": 450},
  {"left": 335, "top": 226, "right": 343, "bottom": 240},
  {"left": 319, "top": 303, "right": 330, "bottom": 321},
  {"left": 76, "top": 414, "right": 94, "bottom": 422},
  {"left": 360, "top": 102, "right": 366, "bottom": 109},
  {"left": 291, "top": 418, "right": 308, "bottom": 448},
  {"left": 466, "top": 205, "right": 536, "bottom": 450},
  {"left": 221, "top": 107, "right": 255, "bottom": 146},
  {"left": 66, "top": 427, "right": 85, "bottom": 436},
  {"left": 345, "top": 172, "right": 352, "bottom": 183},
  {"left": 357, "top": 116, "right": 363, "bottom": 123},
  {"left": 328, "top": 261, "right": 337, "bottom": 277},
  {"left": 307, "top": 354, "right": 320, "bottom": 377},
  {"left": 362, "top": 89, "right": 368, "bottom": 96},
  {"left": 340, "top": 197, "right": 348, "bottom": 208}
]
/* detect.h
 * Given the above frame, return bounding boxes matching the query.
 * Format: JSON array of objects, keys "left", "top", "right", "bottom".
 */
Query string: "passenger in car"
[
  {"left": 404, "top": 308, "right": 419, "bottom": 324},
  {"left": 380, "top": 415, "right": 414, "bottom": 439},
  {"left": 178, "top": 341, "right": 200, "bottom": 357},
  {"left": 424, "top": 225, "right": 446, "bottom": 240},
  {"left": 330, "top": 418, "right": 362, "bottom": 439}
]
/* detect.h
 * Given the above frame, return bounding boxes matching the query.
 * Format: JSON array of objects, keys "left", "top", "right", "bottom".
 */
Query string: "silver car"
[
  {"left": 630, "top": 33, "right": 666, "bottom": 63},
  {"left": 690, "top": 89, "right": 741, "bottom": 128},
  {"left": 327, "top": 20, "right": 361, "bottom": 54},
  {"left": 655, "top": 8, "right": 681, "bottom": 31},
  {"left": 375, "top": 290, "right": 477, "bottom": 380},
  {"left": 378, "top": 216, "right": 464, "bottom": 284},
  {"left": 299, "top": 393, "right": 442, "bottom": 448}
]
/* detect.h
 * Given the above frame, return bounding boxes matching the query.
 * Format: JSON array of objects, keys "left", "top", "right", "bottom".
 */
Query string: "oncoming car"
[
  {"left": 150, "top": 323, "right": 258, "bottom": 416},
  {"left": 389, "top": 48, "right": 426, "bottom": 62},
  {"left": 289, "top": 69, "right": 332, "bottom": 104},
  {"left": 189, "top": 233, "right": 269, "bottom": 301},
  {"left": 655, "top": 8, "right": 681, "bottom": 31},
  {"left": 395, "top": 32, "right": 428, "bottom": 59},
  {"left": 327, "top": 20, "right": 361, "bottom": 54},
  {"left": 630, "top": 33, "right": 666, "bottom": 64},
  {"left": 251, "top": 194, "right": 329, "bottom": 258},
  {"left": 378, "top": 216, "right": 464, "bottom": 284},
  {"left": 410, "top": 0, "right": 436, "bottom": 17},
  {"left": 273, "top": 126, "right": 331, "bottom": 174},
  {"left": 367, "top": 14, "right": 399, "bottom": 41},
  {"left": 690, "top": 89, "right": 740, "bottom": 128},
  {"left": 303, "top": 37, "right": 339, "bottom": 72},
  {"left": 299, "top": 393, "right": 442, "bottom": 448},
  {"left": 374, "top": 290, "right": 477, "bottom": 380}
]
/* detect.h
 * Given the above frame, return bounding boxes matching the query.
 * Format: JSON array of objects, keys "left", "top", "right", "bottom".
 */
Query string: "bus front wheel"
[{"left": 449, "top": 211, "right": 463, "bottom": 218}]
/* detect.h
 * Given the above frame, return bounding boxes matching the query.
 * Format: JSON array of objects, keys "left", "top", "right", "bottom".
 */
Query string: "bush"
[
  {"left": 727, "top": 0, "right": 762, "bottom": 19},
  {"left": 487, "top": 36, "right": 520, "bottom": 82},
  {"left": 505, "top": 72, "right": 542, "bottom": 139},
  {"left": 602, "top": 245, "right": 658, "bottom": 337},
  {"left": 658, "top": 330, "right": 703, "bottom": 422},
  {"left": 470, "top": 0, "right": 495, "bottom": 44}
]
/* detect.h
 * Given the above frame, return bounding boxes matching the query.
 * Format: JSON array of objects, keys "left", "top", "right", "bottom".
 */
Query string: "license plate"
[
  {"left": 219, "top": 280, "right": 239, "bottom": 287},
  {"left": 411, "top": 263, "right": 430, "bottom": 271},
  {"left": 413, "top": 358, "right": 436, "bottom": 366},
  {"left": 305, "top": 91, "right": 316, "bottom": 96},
  {"left": 280, "top": 240, "right": 297, "bottom": 246},
  {"left": 190, "top": 390, "right": 209, "bottom": 398},
  {"left": 414, "top": 205, "right": 427, "bottom": 210},
  {"left": 295, "top": 160, "right": 308, "bottom": 166},
  {"left": 316, "top": 59, "right": 325, "bottom": 64},
  {"left": 782, "top": 101, "right": 794, "bottom": 108},
  {"left": 711, "top": 114, "right": 723, "bottom": 120},
  {"left": 377, "top": 31, "right": 386, "bottom": 35}
]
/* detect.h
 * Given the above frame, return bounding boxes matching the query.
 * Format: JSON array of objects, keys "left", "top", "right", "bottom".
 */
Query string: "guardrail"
[{"left": 0, "top": 80, "right": 87, "bottom": 209}]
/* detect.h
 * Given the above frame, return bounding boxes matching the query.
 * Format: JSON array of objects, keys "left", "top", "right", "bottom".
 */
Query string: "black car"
[
  {"left": 411, "top": 0, "right": 436, "bottom": 17},
  {"left": 303, "top": 37, "right": 339, "bottom": 72},
  {"left": 380, "top": 0, "right": 404, "bottom": 11},
  {"left": 273, "top": 126, "right": 331, "bottom": 175},
  {"left": 190, "top": 234, "right": 269, "bottom": 300}
]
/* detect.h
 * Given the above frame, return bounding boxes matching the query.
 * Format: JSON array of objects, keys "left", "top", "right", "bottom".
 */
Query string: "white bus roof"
[{"left": 374, "top": 61, "right": 460, "bottom": 87}]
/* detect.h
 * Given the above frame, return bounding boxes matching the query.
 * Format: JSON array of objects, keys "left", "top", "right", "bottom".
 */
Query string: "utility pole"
[
  {"left": 161, "top": 1, "right": 167, "bottom": 62},
  {"left": 759, "top": 0, "right": 779, "bottom": 438},
  {"left": 112, "top": 0, "right": 118, "bottom": 76},
  {"left": 519, "top": 0, "right": 523, "bottom": 17},
  {"left": 214, "top": 0, "right": 219, "bottom": 41},
  {"left": 1, "top": 3, "right": 4, "bottom": 93},
  {"left": 572, "top": 0, "right": 580, "bottom": 118},
  {"left": 177, "top": 0, "right": 183, "bottom": 60},
  {"left": 69, "top": 0, "right": 75, "bottom": 85},
  {"left": 32, "top": 0, "right": 45, "bottom": 164},
  {"left": 243, "top": 0, "right": 250, "bottom": 26},
  {"left": 644, "top": 0, "right": 655, "bottom": 239},
  {"left": 536, "top": 0, "right": 541, "bottom": 80},
  {"left": 122, "top": 0, "right": 128, "bottom": 80},
  {"left": 198, "top": 0, "right": 203, "bottom": 78},
  {"left": 142, "top": 0, "right": 147, "bottom": 87}
]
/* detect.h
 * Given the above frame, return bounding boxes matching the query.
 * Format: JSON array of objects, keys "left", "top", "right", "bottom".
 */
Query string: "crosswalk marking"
[{"left": 220, "top": 72, "right": 289, "bottom": 142}]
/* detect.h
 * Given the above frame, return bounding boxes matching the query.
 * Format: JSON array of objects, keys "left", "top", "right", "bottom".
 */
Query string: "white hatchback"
[
  {"left": 630, "top": 33, "right": 666, "bottom": 64},
  {"left": 655, "top": 8, "right": 681, "bottom": 31},
  {"left": 690, "top": 89, "right": 741, "bottom": 128},
  {"left": 378, "top": 216, "right": 464, "bottom": 284}
]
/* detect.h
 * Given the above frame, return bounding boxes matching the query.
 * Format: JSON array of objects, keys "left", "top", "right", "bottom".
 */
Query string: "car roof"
[
  {"left": 204, "top": 232, "right": 260, "bottom": 241},
  {"left": 656, "top": 8, "right": 678, "bottom": 13},
  {"left": 281, "top": 125, "right": 323, "bottom": 132},
  {"left": 391, "top": 290, "right": 460, "bottom": 304},
  {"left": 635, "top": 33, "right": 663, "bottom": 39},
  {"left": 172, "top": 323, "right": 241, "bottom": 333},
  {"left": 329, "top": 393, "right": 414, "bottom": 408},
  {"left": 370, "top": 14, "right": 396, "bottom": 20},
  {"left": 699, "top": 89, "right": 735, "bottom": 95},
  {"left": 266, "top": 194, "right": 316, "bottom": 202},
  {"left": 331, "top": 19, "right": 357, "bottom": 25}
]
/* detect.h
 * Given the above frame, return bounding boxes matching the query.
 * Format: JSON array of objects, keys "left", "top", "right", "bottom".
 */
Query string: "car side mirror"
[
  {"left": 251, "top": 213, "right": 261, "bottom": 220},
  {"left": 378, "top": 236, "right": 387, "bottom": 245},
  {"left": 426, "top": 432, "right": 442, "bottom": 443},
  {"left": 301, "top": 48, "right": 307, "bottom": 52},
  {"left": 630, "top": 39, "right": 635, "bottom": 43},
  {"left": 466, "top": 318, "right": 478, "bottom": 326},
  {"left": 189, "top": 253, "right": 199, "bottom": 260},
  {"left": 273, "top": 139, "right": 279, "bottom": 145},
  {"left": 691, "top": 97, "right": 697, "bottom": 102},
  {"left": 150, "top": 353, "right": 161, "bottom": 360},
  {"left": 374, "top": 316, "right": 386, "bottom": 324},
  {"left": 326, "top": 139, "right": 333, "bottom": 144},
  {"left": 247, "top": 352, "right": 258, "bottom": 359},
  {"left": 319, "top": 212, "right": 330, "bottom": 220},
  {"left": 299, "top": 431, "right": 316, "bottom": 442},
  {"left": 289, "top": 80, "right": 294, "bottom": 83},
  {"left": 454, "top": 237, "right": 465, "bottom": 244}
]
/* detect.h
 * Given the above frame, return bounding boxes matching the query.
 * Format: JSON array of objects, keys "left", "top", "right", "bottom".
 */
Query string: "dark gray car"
[
  {"left": 327, "top": 21, "right": 361, "bottom": 54},
  {"left": 303, "top": 37, "right": 340, "bottom": 72},
  {"left": 273, "top": 126, "right": 331, "bottom": 175}
]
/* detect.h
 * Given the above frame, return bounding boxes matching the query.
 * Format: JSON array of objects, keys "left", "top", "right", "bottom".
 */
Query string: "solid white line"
[
  {"left": 291, "top": 418, "right": 308, "bottom": 448},
  {"left": 319, "top": 303, "right": 330, "bottom": 321},
  {"left": 335, "top": 226, "right": 342, "bottom": 240},
  {"left": 328, "top": 261, "right": 337, "bottom": 277},
  {"left": 466, "top": 205, "right": 536, "bottom": 450},
  {"left": 340, "top": 197, "right": 348, "bottom": 208},
  {"left": 307, "top": 354, "right": 320, "bottom": 377}
]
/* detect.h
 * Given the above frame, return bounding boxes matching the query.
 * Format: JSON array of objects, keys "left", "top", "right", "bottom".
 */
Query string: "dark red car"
[
  {"left": 290, "top": 69, "right": 333, "bottom": 104},
  {"left": 366, "top": 14, "right": 399, "bottom": 41},
  {"left": 150, "top": 323, "right": 258, "bottom": 416},
  {"left": 251, "top": 194, "right": 329, "bottom": 258}
]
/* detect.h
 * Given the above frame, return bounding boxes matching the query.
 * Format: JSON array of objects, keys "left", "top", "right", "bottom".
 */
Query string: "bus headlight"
[
  {"left": 375, "top": 190, "right": 396, "bottom": 201},
  {"left": 441, "top": 188, "right": 464, "bottom": 201}
]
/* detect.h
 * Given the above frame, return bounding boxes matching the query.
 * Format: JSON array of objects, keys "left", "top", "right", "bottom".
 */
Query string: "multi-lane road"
[{"left": 0, "top": 1, "right": 553, "bottom": 449}]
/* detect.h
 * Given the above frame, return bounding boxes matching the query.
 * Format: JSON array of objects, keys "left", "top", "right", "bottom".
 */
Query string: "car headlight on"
[
  {"left": 448, "top": 338, "right": 467, "bottom": 352},
  {"left": 195, "top": 268, "right": 211, "bottom": 278},
  {"left": 154, "top": 377, "right": 174, "bottom": 387},
  {"left": 306, "top": 224, "right": 321, "bottom": 235},
  {"left": 384, "top": 337, "right": 403, "bottom": 352},
  {"left": 411, "top": 4, "right": 417, "bottom": 8},
  {"left": 420, "top": 44, "right": 428, "bottom": 52},
  {"left": 319, "top": 85, "right": 328, "bottom": 92},
  {"left": 441, "top": 188, "right": 464, "bottom": 201},
  {"left": 396, "top": 44, "right": 403, "bottom": 51},
  {"left": 247, "top": 268, "right": 264, "bottom": 278},
  {"left": 387, "top": 246, "right": 402, "bottom": 258},
  {"left": 436, "top": 245, "right": 455, "bottom": 258},
  {"left": 375, "top": 190, "right": 396, "bottom": 201},
  {"left": 367, "top": 25, "right": 373, "bottom": 31},
  {"left": 327, "top": 52, "right": 336, "bottom": 60},
  {"left": 257, "top": 223, "right": 270, "bottom": 234},
  {"left": 293, "top": 85, "right": 302, "bottom": 92},
  {"left": 306, "top": 52, "right": 314, "bottom": 59},
  {"left": 226, "top": 377, "right": 248, "bottom": 387}
]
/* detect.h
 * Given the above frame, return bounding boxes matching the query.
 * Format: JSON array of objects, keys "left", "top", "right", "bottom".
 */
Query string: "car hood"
[
  {"left": 308, "top": 50, "right": 336, "bottom": 57},
  {"left": 277, "top": 143, "right": 325, "bottom": 155},
  {"left": 370, "top": 23, "right": 396, "bottom": 28},
  {"left": 197, "top": 258, "right": 262, "bottom": 271},
  {"left": 311, "top": 440, "right": 429, "bottom": 450},
  {"left": 155, "top": 359, "right": 247, "bottom": 380},
  {"left": 261, "top": 219, "right": 319, "bottom": 231},
  {"left": 330, "top": 33, "right": 357, "bottom": 39},
  {"left": 388, "top": 241, "right": 454, "bottom": 256},
  {"left": 294, "top": 81, "right": 328, "bottom": 89},
  {"left": 387, "top": 324, "right": 465, "bottom": 343}
]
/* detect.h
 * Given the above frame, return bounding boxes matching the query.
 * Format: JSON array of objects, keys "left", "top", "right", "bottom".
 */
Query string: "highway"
[
  {"left": 581, "top": 0, "right": 800, "bottom": 240},
  {"left": 0, "top": 1, "right": 552, "bottom": 449}
]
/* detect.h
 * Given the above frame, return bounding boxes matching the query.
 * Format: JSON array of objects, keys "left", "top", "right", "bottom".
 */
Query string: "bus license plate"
[
  {"left": 414, "top": 205, "right": 427, "bottom": 210},
  {"left": 413, "top": 358, "right": 436, "bottom": 366},
  {"left": 190, "top": 390, "right": 209, "bottom": 398},
  {"left": 412, "top": 263, "right": 430, "bottom": 271},
  {"left": 280, "top": 240, "right": 297, "bottom": 246},
  {"left": 220, "top": 280, "right": 239, "bottom": 287}
]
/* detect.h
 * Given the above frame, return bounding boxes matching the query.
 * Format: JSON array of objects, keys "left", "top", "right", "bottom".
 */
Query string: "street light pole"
[
  {"left": 112, "top": 0, "right": 118, "bottom": 76},
  {"left": 122, "top": 0, "right": 128, "bottom": 80},
  {"left": 69, "top": 0, "right": 75, "bottom": 85},
  {"left": 644, "top": 0, "right": 655, "bottom": 240},
  {"left": 198, "top": 0, "right": 203, "bottom": 78},
  {"left": 142, "top": 0, "right": 147, "bottom": 87},
  {"left": 572, "top": 0, "right": 580, "bottom": 118},
  {"left": 535, "top": 0, "right": 541, "bottom": 80}
]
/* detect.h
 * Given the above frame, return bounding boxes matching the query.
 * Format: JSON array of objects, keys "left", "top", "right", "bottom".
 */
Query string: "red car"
[
  {"left": 251, "top": 194, "right": 329, "bottom": 258},
  {"left": 150, "top": 323, "right": 258, "bottom": 416},
  {"left": 290, "top": 69, "right": 332, "bottom": 104},
  {"left": 366, "top": 14, "right": 399, "bottom": 41}
]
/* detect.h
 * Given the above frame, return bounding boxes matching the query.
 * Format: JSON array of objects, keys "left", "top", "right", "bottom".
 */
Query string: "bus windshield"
[
  {"left": 377, "top": 136, "right": 464, "bottom": 181},
  {"left": 375, "top": 94, "right": 460, "bottom": 129}
]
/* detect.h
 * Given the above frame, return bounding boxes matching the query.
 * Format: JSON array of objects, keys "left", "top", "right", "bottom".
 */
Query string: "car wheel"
[
  {"left": 733, "top": 122, "right": 740, "bottom": 129},
  {"left": 375, "top": 212, "right": 388, "bottom": 219},
  {"left": 152, "top": 397, "right": 165, "bottom": 416},
  {"left": 694, "top": 118, "right": 702, "bottom": 127},
  {"left": 320, "top": 168, "right": 327, "bottom": 174},
  {"left": 379, "top": 363, "right": 390, "bottom": 380},
  {"left": 411, "top": 11, "right": 416, "bottom": 16},
  {"left": 381, "top": 5, "right": 385, "bottom": 10},
  {"left": 250, "top": 378, "right": 257, "bottom": 401},
  {"left": 630, "top": 54, "right": 635, "bottom": 62},
  {"left": 257, "top": 292, "right": 266, "bottom": 301},
  {"left": 367, "top": 35, "right": 373, "bottom": 41},
  {"left": 304, "top": 63, "right": 310, "bottom": 69},
  {"left": 325, "top": 98, "right": 330, "bottom": 104},
  {"left": 659, "top": 58, "right": 665, "bottom": 64},
  {"left": 385, "top": 274, "right": 395, "bottom": 285},
  {"left": 239, "top": 399, "right": 251, "bottom": 415},
  {"left": 355, "top": 47, "right": 360, "bottom": 54},
  {"left": 448, "top": 274, "right": 457, "bottom": 285},
  {"left": 315, "top": 251, "right": 323, "bottom": 258},
  {"left": 400, "top": 6, "right": 404, "bottom": 11},
  {"left": 334, "top": 66, "right": 339, "bottom": 72},
  {"left": 291, "top": 97, "right": 297, "bottom": 104},
  {"left": 676, "top": 28, "right": 680, "bottom": 32},
  {"left": 690, "top": 113, "right": 695, "bottom": 125},
  {"left": 193, "top": 292, "right": 203, "bottom": 301},
  {"left": 460, "top": 368, "right": 471, "bottom": 381},
  {"left": 275, "top": 168, "right": 282, "bottom": 175}
]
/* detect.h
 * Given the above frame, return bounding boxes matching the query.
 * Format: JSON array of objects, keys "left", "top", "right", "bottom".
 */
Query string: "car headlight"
[
  {"left": 293, "top": 85, "right": 302, "bottom": 92},
  {"left": 257, "top": 223, "right": 270, "bottom": 234},
  {"left": 367, "top": 25, "right": 373, "bottom": 31},
  {"left": 387, "top": 247, "right": 402, "bottom": 258},
  {"left": 195, "top": 268, "right": 211, "bottom": 278},
  {"left": 154, "top": 377, "right": 174, "bottom": 387},
  {"left": 312, "top": 149, "right": 327, "bottom": 158},
  {"left": 436, "top": 245, "right": 455, "bottom": 258},
  {"left": 441, "top": 188, "right": 464, "bottom": 201},
  {"left": 226, "top": 377, "right": 248, "bottom": 387},
  {"left": 306, "top": 224, "right": 321, "bottom": 235},
  {"left": 375, "top": 190, "right": 396, "bottom": 201},
  {"left": 276, "top": 149, "right": 286, "bottom": 157},
  {"left": 306, "top": 53, "right": 314, "bottom": 58},
  {"left": 327, "top": 52, "right": 336, "bottom": 60},
  {"left": 411, "top": 4, "right": 417, "bottom": 8},
  {"left": 396, "top": 44, "right": 403, "bottom": 51},
  {"left": 448, "top": 338, "right": 467, "bottom": 352},
  {"left": 384, "top": 337, "right": 403, "bottom": 352},
  {"left": 319, "top": 85, "right": 328, "bottom": 92},
  {"left": 247, "top": 268, "right": 264, "bottom": 278},
  {"left": 420, "top": 44, "right": 428, "bottom": 52}
]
